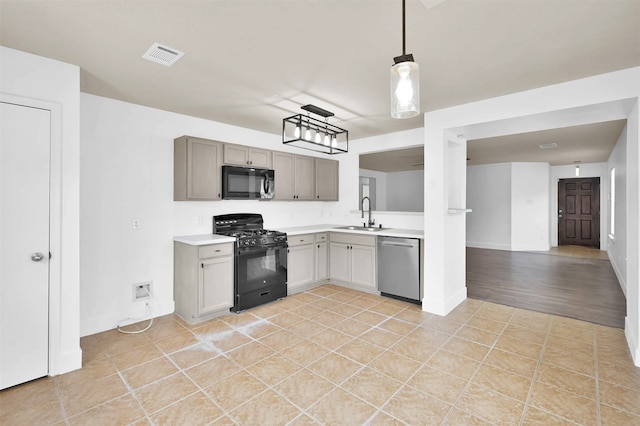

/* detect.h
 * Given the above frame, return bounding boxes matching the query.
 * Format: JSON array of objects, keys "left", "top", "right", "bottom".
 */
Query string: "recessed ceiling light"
[
  {"left": 538, "top": 143, "right": 558, "bottom": 149},
  {"left": 142, "top": 43, "right": 184, "bottom": 67}
]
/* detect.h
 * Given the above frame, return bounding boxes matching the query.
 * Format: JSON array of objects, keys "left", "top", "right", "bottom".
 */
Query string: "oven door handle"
[{"left": 236, "top": 244, "right": 286, "bottom": 256}]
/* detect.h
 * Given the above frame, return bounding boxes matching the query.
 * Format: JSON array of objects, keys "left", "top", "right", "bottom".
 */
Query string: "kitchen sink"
[{"left": 334, "top": 226, "right": 389, "bottom": 232}]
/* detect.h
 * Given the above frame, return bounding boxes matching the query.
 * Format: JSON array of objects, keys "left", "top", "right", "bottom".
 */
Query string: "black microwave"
[{"left": 222, "top": 165, "right": 275, "bottom": 200}]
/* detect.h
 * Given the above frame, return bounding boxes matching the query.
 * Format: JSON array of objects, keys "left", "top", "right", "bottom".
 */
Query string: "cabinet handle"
[{"left": 201, "top": 263, "right": 204, "bottom": 268}]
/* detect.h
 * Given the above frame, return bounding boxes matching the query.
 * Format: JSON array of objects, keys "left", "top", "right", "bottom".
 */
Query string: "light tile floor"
[{"left": 2, "top": 284, "right": 639, "bottom": 425}]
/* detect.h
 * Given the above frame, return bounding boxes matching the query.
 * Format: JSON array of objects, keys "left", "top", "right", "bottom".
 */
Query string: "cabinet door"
[
  {"left": 187, "top": 137, "right": 222, "bottom": 200},
  {"left": 199, "top": 256, "right": 233, "bottom": 315},
  {"left": 248, "top": 148, "right": 271, "bottom": 168},
  {"left": 223, "top": 144, "right": 249, "bottom": 166},
  {"left": 329, "top": 242, "right": 351, "bottom": 282},
  {"left": 351, "top": 245, "right": 376, "bottom": 289},
  {"left": 287, "top": 244, "right": 315, "bottom": 291},
  {"left": 315, "top": 158, "right": 338, "bottom": 201},
  {"left": 294, "top": 155, "right": 315, "bottom": 200},
  {"left": 315, "top": 242, "right": 329, "bottom": 281},
  {"left": 272, "top": 152, "right": 295, "bottom": 200}
]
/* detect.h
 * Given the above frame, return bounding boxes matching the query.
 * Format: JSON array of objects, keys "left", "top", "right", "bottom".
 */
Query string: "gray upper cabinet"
[
  {"left": 315, "top": 158, "right": 339, "bottom": 201},
  {"left": 272, "top": 152, "right": 315, "bottom": 200},
  {"left": 174, "top": 136, "right": 222, "bottom": 201},
  {"left": 223, "top": 144, "right": 272, "bottom": 168},
  {"left": 175, "top": 136, "right": 338, "bottom": 202}
]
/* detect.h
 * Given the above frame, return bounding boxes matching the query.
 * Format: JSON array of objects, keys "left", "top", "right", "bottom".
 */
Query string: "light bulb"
[
  {"left": 294, "top": 125, "right": 300, "bottom": 138},
  {"left": 395, "top": 65, "right": 413, "bottom": 105},
  {"left": 331, "top": 135, "right": 337, "bottom": 148},
  {"left": 304, "top": 128, "right": 311, "bottom": 141},
  {"left": 315, "top": 131, "right": 321, "bottom": 143},
  {"left": 324, "top": 134, "right": 330, "bottom": 146}
]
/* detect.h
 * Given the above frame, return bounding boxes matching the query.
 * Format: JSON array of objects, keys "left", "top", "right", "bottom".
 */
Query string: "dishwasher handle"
[{"left": 379, "top": 241, "right": 417, "bottom": 248}]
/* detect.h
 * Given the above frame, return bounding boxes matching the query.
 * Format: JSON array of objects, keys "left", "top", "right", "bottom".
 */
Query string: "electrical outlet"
[{"left": 133, "top": 282, "right": 152, "bottom": 301}]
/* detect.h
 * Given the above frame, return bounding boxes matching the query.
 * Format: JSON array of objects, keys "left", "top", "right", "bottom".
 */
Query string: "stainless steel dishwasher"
[{"left": 377, "top": 236, "right": 420, "bottom": 304}]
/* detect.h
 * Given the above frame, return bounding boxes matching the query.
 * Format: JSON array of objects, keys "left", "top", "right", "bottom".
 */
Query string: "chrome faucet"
[{"left": 361, "top": 196, "right": 375, "bottom": 227}]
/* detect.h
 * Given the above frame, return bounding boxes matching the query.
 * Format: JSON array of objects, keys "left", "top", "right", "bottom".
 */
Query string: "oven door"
[{"left": 236, "top": 244, "right": 287, "bottom": 295}]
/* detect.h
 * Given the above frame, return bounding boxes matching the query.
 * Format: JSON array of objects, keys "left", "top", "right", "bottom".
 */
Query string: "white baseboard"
[
  {"left": 51, "top": 348, "right": 82, "bottom": 376},
  {"left": 624, "top": 316, "right": 640, "bottom": 367},
  {"left": 608, "top": 252, "right": 627, "bottom": 297},
  {"left": 80, "top": 300, "right": 175, "bottom": 337},
  {"left": 466, "top": 241, "right": 512, "bottom": 251},
  {"left": 422, "top": 286, "right": 467, "bottom": 316}
]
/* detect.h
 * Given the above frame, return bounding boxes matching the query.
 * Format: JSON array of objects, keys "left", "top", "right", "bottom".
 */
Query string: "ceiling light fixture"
[
  {"left": 391, "top": 0, "right": 420, "bottom": 119},
  {"left": 574, "top": 160, "right": 581, "bottom": 176},
  {"left": 282, "top": 105, "right": 348, "bottom": 154}
]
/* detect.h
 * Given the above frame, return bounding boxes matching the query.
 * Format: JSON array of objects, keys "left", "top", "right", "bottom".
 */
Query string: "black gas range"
[{"left": 213, "top": 214, "right": 288, "bottom": 312}]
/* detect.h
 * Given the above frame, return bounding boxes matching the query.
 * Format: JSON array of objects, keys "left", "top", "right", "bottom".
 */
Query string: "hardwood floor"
[{"left": 466, "top": 247, "right": 626, "bottom": 328}]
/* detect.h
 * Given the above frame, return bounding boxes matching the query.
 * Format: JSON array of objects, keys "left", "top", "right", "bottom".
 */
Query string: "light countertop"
[
  {"left": 173, "top": 234, "right": 236, "bottom": 246},
  {"left": 175, "top": 225, "right": 423, "bottom": 246},
  {"left": 279, "top": 225, "right": 423, "bottom": 239}
]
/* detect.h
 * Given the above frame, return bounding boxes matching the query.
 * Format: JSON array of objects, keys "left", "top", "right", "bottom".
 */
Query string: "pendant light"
[
  {"left": 282, "top": 104, "right": 349, "bottom": 154},
  {"left": 391, "top": 0, "right": 420, "bottom": 119}
]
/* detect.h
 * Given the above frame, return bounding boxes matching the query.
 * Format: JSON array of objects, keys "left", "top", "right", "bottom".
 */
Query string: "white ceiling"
[{"left": 1, "top": 0, "right": 638, "bottom": 166}]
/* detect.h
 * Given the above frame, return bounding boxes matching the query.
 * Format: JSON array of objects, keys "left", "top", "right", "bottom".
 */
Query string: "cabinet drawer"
[
  {"left": 315, "top": 233, "right": 328, "bottom": 242},
  {"left": 287, "top": 234, "right": 315, "bottom": 247},
  {"left": 329, "top": 232, "right": 376, "bottom": 247},
  {"left": 199, "top": 243, "right": 234, "bottom": 259}
]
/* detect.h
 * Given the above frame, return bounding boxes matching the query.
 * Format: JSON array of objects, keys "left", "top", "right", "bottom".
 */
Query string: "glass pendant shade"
[
  {"left": 304, "top": 128, "right": 311, "bottom": 141},
  {"left": 390, "top": 61, "right": 420, "bottom": 119}
]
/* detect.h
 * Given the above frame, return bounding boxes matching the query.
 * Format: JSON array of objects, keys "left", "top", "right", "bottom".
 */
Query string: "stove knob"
[
  {"left": 251, "top": 239, "right": 257, "bottom": 246},
  {"left": 244, "top": 240, "right": 251, "bottom": 247},
  {"left": 261, "top": 238, "right": 268, "bottom": 245}
]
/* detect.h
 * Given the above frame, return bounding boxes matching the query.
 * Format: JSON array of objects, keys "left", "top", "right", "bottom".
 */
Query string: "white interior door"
[{"left": 0, "top": 101, "right": 51, "bottom": 390}]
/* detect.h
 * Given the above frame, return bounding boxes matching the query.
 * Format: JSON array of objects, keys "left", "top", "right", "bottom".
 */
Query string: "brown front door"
[{"left": 558, "top": 177, "right": 600, "bottom": 248}]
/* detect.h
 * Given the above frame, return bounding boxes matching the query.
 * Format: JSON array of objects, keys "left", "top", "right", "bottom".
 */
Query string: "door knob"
[{"left": 31, "top": 252, "right": 45, "bottom": 262}]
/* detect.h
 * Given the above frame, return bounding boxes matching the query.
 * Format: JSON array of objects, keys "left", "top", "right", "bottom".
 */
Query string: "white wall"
[
  {"left": 549, "top": 162, "right": 608, "bottom": 249},
  {"left": 387, "top": 170, "right": 424, "bottom": 212},
  {"left": 466, "top": 162, "right": 550, "bottom": 251},
  {"left": 511, "top": 163, "right": 550, "bottom": 251},
  {"left": 466, "top": 163, "right": 512, "bottom": 250},
  {"left": 424, "top": 67, "right": 639, "bottom": 366},
  {"left": 0, "top": 47, "right": 81, "bottom": 375},
  {"left": 608, "top": 126, "right": 628, "bottom": 295}
]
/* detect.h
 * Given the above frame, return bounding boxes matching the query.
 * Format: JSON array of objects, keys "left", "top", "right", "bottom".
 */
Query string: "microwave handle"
[{"left": 263, "top": 172, "right": 270, "bottom": 194}]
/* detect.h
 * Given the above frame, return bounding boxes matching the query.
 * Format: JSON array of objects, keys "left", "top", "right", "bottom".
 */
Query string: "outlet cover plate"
[{"left": 133, "top": 282, "right": 152, "bottom": 301}]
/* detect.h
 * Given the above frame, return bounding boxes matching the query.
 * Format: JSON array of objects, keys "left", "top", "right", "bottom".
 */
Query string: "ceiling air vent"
[
  {"left": 142, "top": 43, "right": 184, "bottom": 67},
  {"left": 538, "top": 142, "right": 558, "bottom": 149}
]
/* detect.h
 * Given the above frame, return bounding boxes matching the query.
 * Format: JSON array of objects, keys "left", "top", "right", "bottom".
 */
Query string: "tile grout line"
[
  {"left": 517, "top": 310, "right": 553, "bottom": 426},
  {"left": 440, "top": 302, "right": 516, "bottom": 424}
]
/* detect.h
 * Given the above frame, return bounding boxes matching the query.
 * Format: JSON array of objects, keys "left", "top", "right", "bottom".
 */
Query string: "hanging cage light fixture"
[
  {"left": 391, "top": 0, "right": 420, "bottom": 119},
  {"left": 282, "top": 104, "right": 348, "bottom": 154}
]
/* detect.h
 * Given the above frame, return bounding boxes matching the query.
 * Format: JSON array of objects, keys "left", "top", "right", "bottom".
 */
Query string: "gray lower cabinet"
[
  {"left": 174, "top": 136, "right": 222, "bottom": 201},
  {"left": 329, "top": 233, "right": 376, "bottom": 291},
  {"left": 315, "top": 233, "right": 329, "bottom": 281},
  {"left": 174, "top": 242, "right": 234, "bottom": 323},
  {"left": 287, "top": 234, "right": 315, "bottom": 293}
]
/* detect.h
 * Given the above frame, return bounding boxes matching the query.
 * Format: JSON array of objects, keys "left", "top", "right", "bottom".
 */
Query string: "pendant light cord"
[{"left": 402, "top": 0, "right": 406, "bottom": 55}]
